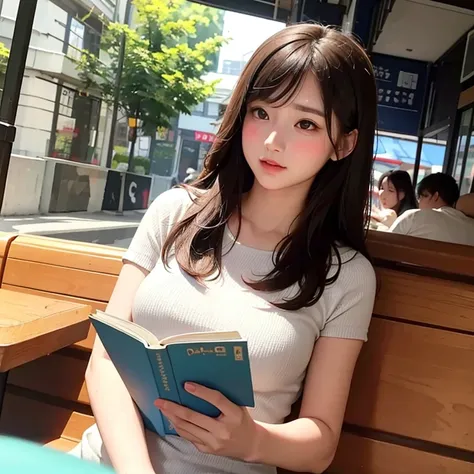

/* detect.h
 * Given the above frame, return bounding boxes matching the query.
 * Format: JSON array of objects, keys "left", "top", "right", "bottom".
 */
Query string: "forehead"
[
  {"left": 381, "top": 177, "right": 394, "bottom": 188},
  {"left": 250, "top": 72, "right": 323, "bottom": 109},
  {"left": 290, "top": 73, "right": 323, "bottom": 107}
]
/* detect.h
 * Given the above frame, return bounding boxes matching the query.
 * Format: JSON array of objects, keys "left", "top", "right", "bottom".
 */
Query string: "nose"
[{"left": 264, "top": 131, "right": 285, "bottom": 153}]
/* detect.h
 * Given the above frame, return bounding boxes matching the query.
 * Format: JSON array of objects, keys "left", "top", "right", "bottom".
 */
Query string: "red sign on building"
[{"left": 194, "top": 131, "right": 216, "bottom": 143}]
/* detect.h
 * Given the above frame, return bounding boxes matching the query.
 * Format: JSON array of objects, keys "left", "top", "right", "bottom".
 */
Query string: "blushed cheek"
[
  {"left": 291, "top": 139, "right": 329, "bottom": 162},
  {"left": 242, "top": 120, "right": 259, "bottom": 143}
]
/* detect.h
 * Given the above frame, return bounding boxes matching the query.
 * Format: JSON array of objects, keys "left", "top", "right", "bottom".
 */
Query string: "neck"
[{"left": 241, "top": 179, "right": 311, "bottom": 235}]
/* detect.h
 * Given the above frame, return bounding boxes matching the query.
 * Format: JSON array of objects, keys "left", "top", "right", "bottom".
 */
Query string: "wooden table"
[{"left": 0, "top": 289, "right": 91, "bottom": 414}]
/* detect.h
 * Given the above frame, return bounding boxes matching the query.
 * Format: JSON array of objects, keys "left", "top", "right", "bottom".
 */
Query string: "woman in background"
[
  {"left": 371, "top": 170, "right": 417, "bottom": 230},
  {"left": 456, "top": 192, "right": 474, "bottom": 218}
]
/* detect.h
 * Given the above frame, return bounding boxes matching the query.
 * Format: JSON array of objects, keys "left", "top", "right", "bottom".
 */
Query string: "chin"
[
  {"left": 253, "top": 173, "right": 307, "bottom": 192},
  {"left": 253, "top": 176, "right": 287, "bottom": 191}
]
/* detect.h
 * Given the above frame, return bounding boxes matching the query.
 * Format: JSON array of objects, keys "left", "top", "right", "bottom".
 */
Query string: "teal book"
[{"left": 89, "top": 311, "right": 255, "bottom": 437}]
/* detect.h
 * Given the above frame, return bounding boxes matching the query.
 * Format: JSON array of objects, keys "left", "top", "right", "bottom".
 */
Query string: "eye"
[
  {"left": 252, "top": 107, "right": 268, "bottom": 120},
  {"left": 296, "top": 120, "right": 317, "bottom": 131}
]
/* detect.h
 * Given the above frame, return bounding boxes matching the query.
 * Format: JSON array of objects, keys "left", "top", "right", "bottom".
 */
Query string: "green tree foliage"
[{"left": 76, "top": 0, "right": 226, "bottom": 135}]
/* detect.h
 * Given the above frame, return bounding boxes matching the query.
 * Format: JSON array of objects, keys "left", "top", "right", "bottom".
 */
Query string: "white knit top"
[{"left": 75, "top": 188, "right": 376, "bottom": 474}]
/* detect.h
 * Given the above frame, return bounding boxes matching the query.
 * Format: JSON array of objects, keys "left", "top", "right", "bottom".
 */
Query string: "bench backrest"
[{"left": 1, "top": 231, "right": 473, "bottom": 474}]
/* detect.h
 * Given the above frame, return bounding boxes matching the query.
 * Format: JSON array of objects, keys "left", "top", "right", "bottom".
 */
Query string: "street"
[{"left": 0, "top": 211, "right": 144, "bottom": 248}]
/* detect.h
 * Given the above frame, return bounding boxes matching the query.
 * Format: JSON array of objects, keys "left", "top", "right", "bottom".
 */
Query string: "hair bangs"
[{"left": 247, "top": 41, "right": 313, "bottom": 107}]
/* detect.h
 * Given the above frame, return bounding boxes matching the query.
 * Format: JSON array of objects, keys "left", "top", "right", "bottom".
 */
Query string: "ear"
[
  {"left": 433, "top": 191, "right": 440, "bottom": 202},
  {"left": 398, "top": 190, "right": 406, "bottom": 201},
  {"left": 331, "top": 129, "right": 359, "bottom": 161}
]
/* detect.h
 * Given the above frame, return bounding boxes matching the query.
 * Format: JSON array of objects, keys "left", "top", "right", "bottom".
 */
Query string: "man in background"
[{"left": 390, "top": 173, "right": 474, "bottom": 246}]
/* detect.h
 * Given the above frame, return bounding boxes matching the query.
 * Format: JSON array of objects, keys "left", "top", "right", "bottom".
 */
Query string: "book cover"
[{"left": 90, "top": 312, "right": 255, "bottom": 437}]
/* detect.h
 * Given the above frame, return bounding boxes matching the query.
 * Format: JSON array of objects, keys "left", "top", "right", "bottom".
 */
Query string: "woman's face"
[
  {"left": 379, "top": 177, "right": 404, "bottom": 211},
  {"left": 241, "top": 74, "right": 356, "bottom": 193}
]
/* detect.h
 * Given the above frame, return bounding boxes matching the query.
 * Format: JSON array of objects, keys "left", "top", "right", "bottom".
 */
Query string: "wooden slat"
[
  {"left": 1, "top": 284, "right": 101, "bottom": 351},
  {"left": 74, "top": 326, "right": 96, "bottom": 351},
  {"left": 0, "top": 232, "right": 17, "bottom": 286},
  {"left": 8, "top": 235, "right": 124, "bottom": 275},
  {"left": 0, "top": 232, "right": 16, "bottom": 257},
  {"left": 367, "top": 231, "right": 474, "bottom": 278},
  {"left": 0, "top": 392, "right": 94, "bottom": 443},
  {"left": 330, "top": 432, "right": 474, "bottom": 474},
  {"left": 0, "top": 289, "right": 89, "bottom": 342},
  {"left": 0, "top": 317, "right": 89, "bottom": 372},
  {"left": 3, "top": 259, "right": 117, "bottom": 302},
  {"left": 374, "top": 268, "right": 474, "bottom": 332},
  {"left": 0, "top": 289, "right": 90, "bottom": 372},
  {"left": 45, "top": 437, "right": 79, "bottom": 452},
  {"left": 8, "top": 353, "right": 90, "bottom": 405},
  {"left": 345, "top": 318, "right": 474, "bottom": 451},
  {"left": 0, "top": 284, "right": 107, "bottom": 311}
]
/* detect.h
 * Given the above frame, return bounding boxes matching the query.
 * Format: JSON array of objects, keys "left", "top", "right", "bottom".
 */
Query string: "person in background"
[
  {"left": 183, "top": 167, "right": 199, "bottom": 184},
  {"left": 456, "top": 192, "right": 474, "bottom": 218},
  {"left": 390, "top": 173, "right": 474, "bottom": 245},
  {"left": 371, "top": 170, "right": 417, "bottom": 229}
]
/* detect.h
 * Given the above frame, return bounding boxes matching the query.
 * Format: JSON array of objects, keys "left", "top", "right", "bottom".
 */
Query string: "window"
[
  {"left": 416, "top": 128, "right": 449, "bottom": 186},
  {"left": 461, "top": 128, "right": 474, "bottom": 194},
  {"left": 373, "top": 132, "right": 446, "bottom": 186},
  {"left": 67, "top": 17, "right": 101, "bottom": 60},
  {"left": 206, "top": 102, "right": 220, "bottom": 118},
  {"left": 84, "top": 24, "right": 101, "bottom": 56},
  {"left": 192, "top": 102, "right": 205, "bottom": 116},
  {"left": 222, "top": 60, "right": 244, "bottom": 76},
  {"left": 68, "top": 18, "right": 85, "bottom": 60},
  {"left": 453, "top": 108, "right": 473, "bottom": 189},
  {"left": 51, "top": 86, "right": 101, "bottom": 164}
]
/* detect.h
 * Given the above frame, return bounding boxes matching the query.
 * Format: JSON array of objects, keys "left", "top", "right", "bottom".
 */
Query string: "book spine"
[{"left": 148, "top": 348, "right": 180, "bottom": 436}]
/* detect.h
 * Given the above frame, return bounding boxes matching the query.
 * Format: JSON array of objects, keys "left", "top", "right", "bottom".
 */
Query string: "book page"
[
  {"left": 160, "top": 331, "right": 242, "bottom": 346},
  {"left": 92, "top": 311, "right": 160, "bottom": 346}
]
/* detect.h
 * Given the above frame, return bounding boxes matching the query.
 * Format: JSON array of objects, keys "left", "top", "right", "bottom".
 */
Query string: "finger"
[
  {"left": 193, "top": 442, "right": 212, "bottom": 454},
  {"left": 185, "top": 383, "right": 235, "bottom": 415},
  {"left": 157, "top": 400, "right": 220, "bottom": 432},
  {"left": 174, "top": 427, "right": 206, "bottom": 445},
  {"left": 168, "top": 415, "right": 216, "bottom": 448}
]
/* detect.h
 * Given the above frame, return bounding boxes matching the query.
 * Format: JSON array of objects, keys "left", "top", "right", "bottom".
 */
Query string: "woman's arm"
[
  {"left": 456, "top": 193, "right": 474, "bottom": 218},
  {"left": 249, "top": 336, "right": 363, "bottom": 473},
  {"left": 158, "top": 336, "right": 363, "bottom": 474},
  {"left": 86, "top": 262, "right": 155, "bottom": 474}
]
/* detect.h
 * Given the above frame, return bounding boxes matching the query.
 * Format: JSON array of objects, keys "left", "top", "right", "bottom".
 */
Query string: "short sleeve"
[
  {"left": 321, "top": 255, "right": 376, "bottom": 342},
  {"left": 390, "top": 209, "right": 417, "bottom": 235},
  {"left": 122, "top": 188, "right": 192, "bottom": 272}
]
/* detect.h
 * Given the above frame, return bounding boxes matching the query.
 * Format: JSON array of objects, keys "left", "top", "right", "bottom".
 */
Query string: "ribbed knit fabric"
[{"left": 75, "top": 188, "right": 376, "bottom": 473}]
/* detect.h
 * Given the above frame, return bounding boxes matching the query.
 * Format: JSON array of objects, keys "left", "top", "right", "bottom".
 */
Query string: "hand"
[{"left": 154, "top": 382, "right": 259, "bottom": 461}]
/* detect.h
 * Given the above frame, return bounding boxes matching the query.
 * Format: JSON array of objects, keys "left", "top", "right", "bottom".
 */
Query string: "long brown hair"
[{"left": 162, "top": 24, "right": 377, "bottom": 310}]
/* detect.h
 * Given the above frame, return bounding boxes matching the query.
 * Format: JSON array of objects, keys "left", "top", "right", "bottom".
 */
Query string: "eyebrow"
[{"left": 292, "top": 103, "right": 325, "bottom": 117}]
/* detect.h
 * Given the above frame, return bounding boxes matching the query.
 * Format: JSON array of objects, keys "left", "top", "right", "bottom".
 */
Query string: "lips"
[{"left": 260, "top": 158, "right": 286, "bottom": 169}]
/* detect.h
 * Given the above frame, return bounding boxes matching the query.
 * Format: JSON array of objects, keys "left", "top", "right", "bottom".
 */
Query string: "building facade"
[{"left": 0, "top": 0, "right": 125, "bottom": 166}]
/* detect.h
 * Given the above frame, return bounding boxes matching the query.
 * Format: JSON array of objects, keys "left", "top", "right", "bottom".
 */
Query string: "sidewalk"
[{"left": 0, "top": 210, "right": 144, "bottom": 238}]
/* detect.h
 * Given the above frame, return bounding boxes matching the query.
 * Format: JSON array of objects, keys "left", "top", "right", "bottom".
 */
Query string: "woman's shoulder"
[
  {"left": 319, "top": 248, "right": 376, "bottom": 340},
  {"left": 146, "top": 186, "right": 199, "bottom": 226},
  {"left": 329, "top": 247, "right": 376, "bottom": 295},
  {"left": 150, "top": 186, "right": 194, "bottom": 208}
]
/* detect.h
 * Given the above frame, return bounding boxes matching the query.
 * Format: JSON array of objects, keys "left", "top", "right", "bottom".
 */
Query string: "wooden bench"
[
  {"left": 0, "top": 231, "right": 473, "bottom": 473},
  {"left": 0, "top": 232, "right": 17, "bottom": 283}
]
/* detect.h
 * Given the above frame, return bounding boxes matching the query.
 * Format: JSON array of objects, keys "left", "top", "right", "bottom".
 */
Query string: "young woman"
[
  {"left": 76, "top": 24, "right": 378, "bottom": 474},
  {"left": 372, "top": 170, "right": 417, "bottom": 229}
]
